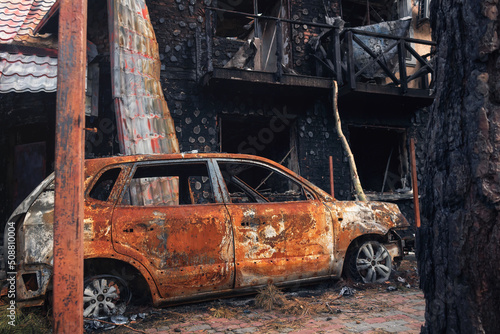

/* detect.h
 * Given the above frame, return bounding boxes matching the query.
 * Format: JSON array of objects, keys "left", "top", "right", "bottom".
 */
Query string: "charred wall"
[
  {"left": 147, "top": 0, "right": 356, "bottom": 198},
  {"left": 85, "top": 0, "right": 120, "bottom": 158},
  {"left": 0, "top": 92, "right": 56, "bottom": 229}
]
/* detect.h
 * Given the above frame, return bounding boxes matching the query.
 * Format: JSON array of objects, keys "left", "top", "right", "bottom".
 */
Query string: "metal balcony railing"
[
  {"left": 200, "top": 6, "right": 436, "bottom": 96},
  {"left": 337, "top": 28, "right": 436, "bottom": 94}
]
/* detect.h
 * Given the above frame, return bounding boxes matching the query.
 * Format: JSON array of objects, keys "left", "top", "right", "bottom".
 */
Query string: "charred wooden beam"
[{"left": 53, "top": 0, "right": 87, "bottom": 332}]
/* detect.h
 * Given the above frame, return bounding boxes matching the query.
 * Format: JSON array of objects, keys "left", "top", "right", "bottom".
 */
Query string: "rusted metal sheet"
[
  {"left": 112, "top": 204, "right": 235, "bottom": 298},
  {"left": 53, "top": 0, "right": 87, "bottom": 332},
  {"left": 226, "top": 201, "right": 334, "bottom": 287},
  {"left": 107, "top": 0, "right": 179, "bottom": 155},
  {"left": 0, "top": 0, "right": 56, "bottom": 44}
]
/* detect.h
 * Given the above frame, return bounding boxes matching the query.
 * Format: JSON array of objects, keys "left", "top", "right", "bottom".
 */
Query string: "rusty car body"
[{"left": 5, "top": 153, "right": 409, "bottom": 317}]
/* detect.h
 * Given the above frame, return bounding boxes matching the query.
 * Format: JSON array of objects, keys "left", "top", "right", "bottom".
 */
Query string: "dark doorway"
[{"left": 348, "top": 126, "right": 410, "bottom": 193}]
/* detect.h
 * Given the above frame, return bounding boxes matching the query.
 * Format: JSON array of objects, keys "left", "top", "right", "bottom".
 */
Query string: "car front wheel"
[{"left": 348, "top": 240, "right": 392, "bottom": 283}]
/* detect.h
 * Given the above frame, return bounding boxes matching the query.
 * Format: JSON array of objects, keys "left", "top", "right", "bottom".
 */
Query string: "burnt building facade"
[
  {"left": 144, "top": 0, "right": 434, "bottom": 226},
  {"left": 0, "top": 0, "right": 433, "bottom": 230}
]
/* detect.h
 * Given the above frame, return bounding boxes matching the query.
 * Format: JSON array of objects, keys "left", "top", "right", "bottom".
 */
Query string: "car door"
[
  {"left": 111, "top": 159, "right": 234, "bottom": 299},
  {"left": 215, "top": 159, "right": 334, "bottom": 288}
]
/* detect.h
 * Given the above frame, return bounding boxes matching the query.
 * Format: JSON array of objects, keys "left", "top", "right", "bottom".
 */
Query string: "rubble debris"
[
  {"left": 339, "top": 286, "right": 355, "bottom": 296},
  {"left": 110, "top": 314, "right": 128, "bottom": 325}
]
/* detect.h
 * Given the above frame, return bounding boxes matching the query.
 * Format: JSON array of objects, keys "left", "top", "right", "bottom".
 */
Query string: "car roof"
[{"left": 85, "top": 153, "right": 282, "bottom": 169}]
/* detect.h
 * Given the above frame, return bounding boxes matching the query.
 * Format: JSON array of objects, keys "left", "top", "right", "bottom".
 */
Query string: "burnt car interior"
[{"left": 219, "top": 162, "right": 309, "bottom": 203}]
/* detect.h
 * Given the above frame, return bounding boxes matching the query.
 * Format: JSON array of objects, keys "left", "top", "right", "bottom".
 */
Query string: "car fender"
[{"left": 324, "top": 200, "right": 409, "bottom": 252}]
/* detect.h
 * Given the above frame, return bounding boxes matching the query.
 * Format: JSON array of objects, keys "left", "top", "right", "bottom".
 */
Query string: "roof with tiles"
[
  {"left": 0, "top": 51, "right": 57, "bottom": 92},
  {"left": 0, "top": 0, "right": 57, "bottom": 93},
  {"left": 0, "top": 0, "right": 56, "bottom": 44}
]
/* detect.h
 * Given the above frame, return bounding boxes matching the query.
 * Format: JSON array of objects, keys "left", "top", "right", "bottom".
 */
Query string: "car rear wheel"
[
  {"left": 347, "top": 240, "right": 392, "bottom": 283},
  {"left": 83, "top": 274, "right": 131, "bottom": 318}
]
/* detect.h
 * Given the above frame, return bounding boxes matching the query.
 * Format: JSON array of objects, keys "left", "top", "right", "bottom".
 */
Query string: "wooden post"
[
  {"left": 53, "top": 0, "right": 87, "bottom": 332},
  {"left": 346, "top": 31, "right": 356, "bottom": 91},
  {"left": 329, "top": 156, "right": 335, "bottom": 197},
  {"left": 275, "top": 19, "right": 283, "bottom": 82},
  {"left": 398, "top": 39, "right": 408, "bottom": 94},
  {"left": 205, "top": 8, "right": 213, "bottom": 72},
  {"left": 410, "top": 138, "right": 421, "bottom": 228}
]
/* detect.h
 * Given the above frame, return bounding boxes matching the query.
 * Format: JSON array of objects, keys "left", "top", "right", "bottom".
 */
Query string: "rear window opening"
[{"left": 89, "top": 168, "right": 121, "bottom": 201}]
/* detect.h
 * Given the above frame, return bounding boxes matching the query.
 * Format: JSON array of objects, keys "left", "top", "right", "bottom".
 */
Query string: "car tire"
[
  {"left": 347, "top": 240, "right": 392, "bottom": 283},
  {"left": 83, "top": 274, "right": 131, "bottom": 318}
]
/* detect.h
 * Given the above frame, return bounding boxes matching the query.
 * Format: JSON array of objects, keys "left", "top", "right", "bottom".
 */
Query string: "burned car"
[{"left": 5, "top": 153, "right": 409, "bottom": 317}]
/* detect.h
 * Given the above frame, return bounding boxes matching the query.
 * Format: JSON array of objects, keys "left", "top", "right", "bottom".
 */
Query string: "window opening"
[
  {"left": 216, "top": 0, "right": 282, "bottom": 38},
  {"left": 89, "top": 168, "right": 121, "bottom": 202},
  {"left": 216, "top": 0, "right": 288, "bottom": 72},
  {"left": 219, "top": 162, "right": 309, "bottom": 203},
  {"left": 341, "top": 0, "right": 398, "bottom": 27},
  {"left": 219, "top": 115, "right": 293, "bottom": 164},
  {"left": 417, "top": 0, "right": 430, "bottom": 25},
  {"left": 348, "top": 126, "right": 410, "bottom": 194},
  {"left": 121, "top": 163, "right": 214, "bottom": 206}
]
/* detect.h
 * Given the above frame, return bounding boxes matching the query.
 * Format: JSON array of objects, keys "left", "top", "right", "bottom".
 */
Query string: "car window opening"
[
  {"left": 89, "top": 167, "right": 121, "bottom": 202},
  {"left": 121, "top": 163, "right": 215, "bottom": 206},
  {"left": 220, "top": 162, "right": 307, "bottom": 203}
]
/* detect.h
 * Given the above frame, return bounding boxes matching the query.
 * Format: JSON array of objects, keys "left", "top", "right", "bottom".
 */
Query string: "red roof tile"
[{"left": 0, "top": 0, "right": 56, "bottom": 43}]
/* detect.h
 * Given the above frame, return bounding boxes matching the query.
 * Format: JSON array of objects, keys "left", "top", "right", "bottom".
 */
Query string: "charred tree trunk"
[{"left": 418, "top": 1, "right": 500, "bottom": 333}]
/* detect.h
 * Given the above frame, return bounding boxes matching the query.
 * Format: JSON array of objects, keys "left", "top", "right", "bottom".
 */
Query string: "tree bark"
[
  {"left": 332, "top": 81, "right": 367, "bottom": 201},
  {"left": 418, "top": 1, "right": 500, "bottom": 333}
]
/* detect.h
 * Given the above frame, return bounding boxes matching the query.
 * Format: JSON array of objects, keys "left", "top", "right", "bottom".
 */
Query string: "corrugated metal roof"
[
  {"left": 0, "top": 51, "right": 57, "bottom": 92},
  {"left": 109, "top": 0, "right": 179, "bottom": 155},
  {"left": 0, "top": 0, "right": 57, "bottom": 44}
]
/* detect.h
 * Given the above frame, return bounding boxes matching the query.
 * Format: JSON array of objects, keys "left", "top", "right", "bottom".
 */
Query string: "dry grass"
[
  {"left": 0, "top": 304, "right": 51, "bottom": 334},
  {"left": 209, "top": 306, "right": 235, "bottom": 318},
  {"left": 255, "top": 284, "right": 287, "bottom": 311},
  {"left": 254, "top": 283, "right": 360, "bottom": 316}
]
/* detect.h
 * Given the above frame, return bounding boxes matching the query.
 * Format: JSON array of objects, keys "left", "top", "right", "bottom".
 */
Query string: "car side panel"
[{"left": 226, "top": 200, "right": 335, "bottom": 288}]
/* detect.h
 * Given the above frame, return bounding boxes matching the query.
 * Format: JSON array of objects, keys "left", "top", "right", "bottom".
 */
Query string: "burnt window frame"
[
  {"left": 117, "top": 159, "right": 224, "bottom": 207},
  {"left": 86, "top": 165, "right": 126, "bottom": 203},
  {"left": 416, "top": 0, "right": 430, "bottom": 26}
]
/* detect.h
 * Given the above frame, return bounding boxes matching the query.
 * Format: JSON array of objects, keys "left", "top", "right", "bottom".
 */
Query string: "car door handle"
[{"left": 241, "top": 221, "right": 263, "bottom": 227}]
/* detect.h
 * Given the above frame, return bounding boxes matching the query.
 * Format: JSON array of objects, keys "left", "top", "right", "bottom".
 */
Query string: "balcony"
[{"left": 197, "top": 6, "right": 436, "bottom": 108}]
